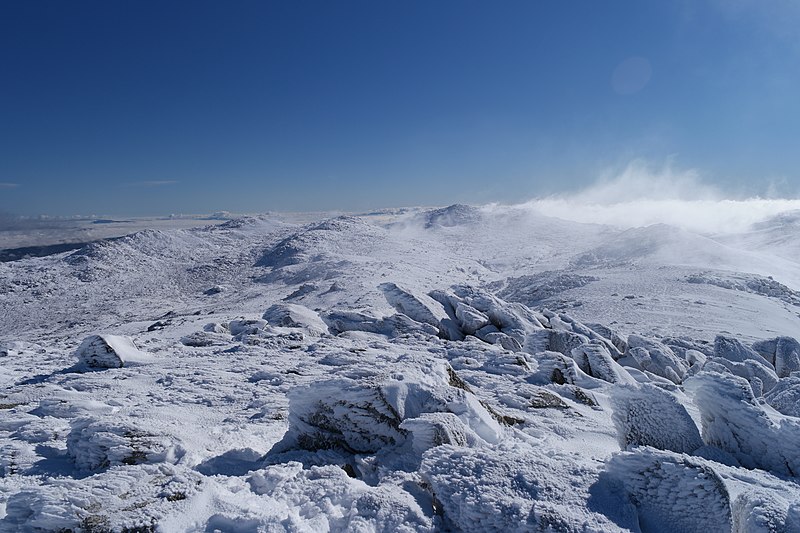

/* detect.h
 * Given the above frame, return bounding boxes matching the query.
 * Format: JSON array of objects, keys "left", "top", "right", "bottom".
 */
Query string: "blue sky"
[{"left": 1, "top": 1, "right": 799, "bottom": 216}]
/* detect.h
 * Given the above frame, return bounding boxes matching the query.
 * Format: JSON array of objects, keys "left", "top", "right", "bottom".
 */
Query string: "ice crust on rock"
[
  {"left": 271, "top": 358, "right": 502, "bottom": 456},
  {"left": 764, "top": 376, "right": 800, "bottom": 417},
  {"left": 605, "top": 448, "right": 732, "bottom": 533},
  {"left": 752, "top": 336, "right": 800, "bottom": 378},
  {"left": 623, "top": 335, "right": 688, "bottom": 384},
  {"left": 246, "top": 462, "right": 436, "bottom": 532},
  {"left": 421, "top": 445, "right": 630, "bottom": 533},
  {"left": 67, "top": 417, "right": 182, "bottom": 472},
  {"left": 686, "top": 371, "right": 800, "bottom": 477},
  {"left": 74, "top": 334, "right": 148, "bottom": 368},
  {"left": 611, "top": 384, "right": 703, "bottom": 453},
  {"left": 262, "top": 302, "right": 329, "bottom": 336}
]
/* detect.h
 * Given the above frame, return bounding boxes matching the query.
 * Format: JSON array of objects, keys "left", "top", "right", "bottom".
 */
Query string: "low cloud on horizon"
[{"left": 495, "top": 160, "right": 800, "bottom": 234}]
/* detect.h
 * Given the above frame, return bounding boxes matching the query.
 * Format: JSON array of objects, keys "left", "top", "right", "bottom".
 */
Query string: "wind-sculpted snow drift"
[{"left": 3, "top": 208, "right": 800, "bottom": 531}]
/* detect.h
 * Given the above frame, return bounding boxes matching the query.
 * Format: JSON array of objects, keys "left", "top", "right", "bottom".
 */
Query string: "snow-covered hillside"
[{"left": 2, "top": 206, "right": 800, "bottom": 532}]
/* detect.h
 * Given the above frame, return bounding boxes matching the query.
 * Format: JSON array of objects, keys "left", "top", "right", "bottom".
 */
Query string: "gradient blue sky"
[{"left": 1, "top": 1, "right": 799, "bottom": 216}]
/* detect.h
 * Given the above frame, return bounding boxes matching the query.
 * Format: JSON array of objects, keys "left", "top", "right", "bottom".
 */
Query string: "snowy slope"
[{"left": 2, "top": 206, "right": 800, "bottom": 532}]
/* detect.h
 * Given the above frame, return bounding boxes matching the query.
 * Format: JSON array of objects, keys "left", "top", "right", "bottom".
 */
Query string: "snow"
[{"left": 3, "top": 206, "right": 800, "bottom": 531}]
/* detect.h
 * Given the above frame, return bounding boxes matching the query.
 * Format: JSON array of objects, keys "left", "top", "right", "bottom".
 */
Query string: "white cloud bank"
[{"left": 509, "top": 160, "right": 800, "bottom": 234}]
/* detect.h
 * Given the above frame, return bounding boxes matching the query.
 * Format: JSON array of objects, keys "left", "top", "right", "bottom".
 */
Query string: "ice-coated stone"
[
  {"left": 685, "top": 371, "right": 800, "bottom": 477},
  {"left": 454, "top": 302, "right": 490, "bottom": 335},
  {"left": 262, "top": 303, "right": 329, "bottom": 336},
  {"left": 764, "top": 376, "right": 800, "bottom": 417},
  {"left": 421, "top": 445, "right": 630, "bottom": 532},
  {"left": 604, "top": 448, "right": 731, "bottom": 533},
  {"left": 571, "top": 342, "right": 637, "bottom": 384},
  {"left": 270, "top": 359, "right": 502, "bottom": 455},
  {"left": 228, "top": 318, "right": 267, "bottom": 336},
  {"left": 324, "top": 310, "right": 439, "bottom": 338},
  {"left": 379, "top": 282, "right": 452, "bottom": 333},
  {"left": 623, "top": 335, "right": 688, "bottom": 384},
  {"left": 67, "top": 417, "right": 181, "bottom": 471},
  {"left": 611, "top": 384, "right": 702, "bottom": 453},
  {"left": 75, "top": 334, "right": 147, "bottom": 369},
  {"left": 753, "top": 336, "right": 800, "bottom": 378},
  {"left": 714, "top": 335, "right": 772, "bottom": 367},
  {"left": 708, "top": 357, "right": 779, "bottom": 395},
  {"left": 400, "top": 412, "right": 478, "bottom": 454}
]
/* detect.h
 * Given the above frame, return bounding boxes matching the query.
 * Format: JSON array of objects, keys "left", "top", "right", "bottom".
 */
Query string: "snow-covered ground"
[{"left": 2, "top": 205, "right": 800, "bottom": 532}]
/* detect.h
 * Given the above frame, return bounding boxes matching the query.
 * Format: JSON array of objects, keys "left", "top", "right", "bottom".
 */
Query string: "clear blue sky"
[{"left": 1, "top": 1, "right": 799, "bottom": 216}]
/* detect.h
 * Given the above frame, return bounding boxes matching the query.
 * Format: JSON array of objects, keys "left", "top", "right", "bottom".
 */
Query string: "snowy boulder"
[
  {"left": 586, "top": 322, "right": 628, "bottom": 355},
  {"left": 480, "top": 331, "right": 523, "bottom": 351},
  {"left": 708, "top": 357, "right": 779, "bottom": 395},
  {"left": 731, "top": 490, "right": 798, "bottom": 533},
  {"left": 529, "top": 350, "right": 602, "bottom": 389},
  {"left": 262, "top": 303, "right": 328, "bottom": 336},
  {"left": 546, "top": 330, "right": 590, "bottom": 358},
  {"left": 685, "top": 371, "right": 800, "bottom": 477},
  {"left": 450, "top": 285, "right": 544, "bottom": 334},
  {"left": 400, "top": 413, "right": 479, "bottom": 454},
  {"left": 571, "top": 342, "right": 637, "bottom": 384},
  {"left": 604, "top": 448, "right": 731, "bottom": 533},
  {"left": 421, "top": 445, "right": 629, "bottom": 533},
  {"left": 454, "top": 302, "right": 490, "bottom": 335},
  {"left": 611, "top": 385, "right": 703, "bottom": 453},
  {"left": 714, "top": 335, "right": 772, "bottom": 367},
  {"left": 555, "top": 313, "right": 623, "bottom": 358},
  {"left": 246, "top": 462, "right": 436, "bottom": 532},
  {"left": 228, "top": 318, "right": 267, "bottom": 336},
  {"left": 752, "top": 336, "right": 800, "bottom": 378},
  {"left": 380, "top": 282, "right": 450, "bottom": 330},
  {"left": 179, "top": 331, "right": 219, "bottom": 347},
  {"left": 75, "top": 335, "right": 148, "bottom": 369},
  {"left": 623, "top": 336, "right": 688, "bottom": 384},
  {"left": 764, "top": 376, "right": 800, "bottom": 417},
  {"left": 324, "top": 310, "right": 439, "bottom": 338},
  {"left": 270, "top": 360, "right": 502, "bottom": 455},
  {"left": 67, "top": 418, "right": 182, "bottom": 471}
]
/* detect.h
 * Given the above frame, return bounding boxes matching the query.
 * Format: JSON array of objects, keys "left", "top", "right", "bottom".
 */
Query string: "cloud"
[
  {"left": 0, "top": 182, "right": 20, "bottom": 189},
  {"left": 125, "top": 180, "right": 179, "bottom": 187},
  {"left": 502, "top": 160, "right": 800, "bottom": 234}
]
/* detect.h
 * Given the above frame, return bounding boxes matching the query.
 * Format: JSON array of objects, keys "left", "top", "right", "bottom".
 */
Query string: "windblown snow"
[{"left": 2, "top": 205, "right": 800, "bottom": 532}]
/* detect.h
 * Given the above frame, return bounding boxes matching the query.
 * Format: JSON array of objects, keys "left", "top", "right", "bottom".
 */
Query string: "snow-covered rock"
[
  {"left": 67, "top": 418, "right": 182, "bottom": 472},
  {"left": 228, "top": 318, "right": 267, "bottom": 336},
  {"left": 764, "top": 376, "right": 800, "bottom": 417},
  {"left": 752, "top": 336, "right": 800, "bottom": 378},
  {"left": 262, "top": 303, "right": 328, "bottom": 336},
  {"left": 685, "top": 371, "right": 800, "bottom": 477},
  {"left": 270, "top": 359, "right": 503, "bottom": 456},
  {"left": 611, "top": 384, "right": 703, "bottom": 453},
  {"left": 454, "top": 302, "right": 490, "bottom": 335},
  {"left": 74, "top": 334, "right": 148, "bottom": 368},
  {"left": 323, "top": 310, "right": 439, "bottom": 338},
  {"left": 380, "top": 282, "right": 450, "bottom": 330},
  {"left": 421, "top": 445, "right": 630, "bottom": 532},
  {"left": 571, "top": 342, "right": 637, "bottom": 384},
  {"left": 714, "top": 335, "right": 772, "bottom": 367},
  {"left": 604, "top": 448, "right": 732, "bottom": 533},
  {"left": 623, "top": 335, "right": 688, "bottom": 384},
  {"left": 708, "top": 356, "right": 779, "bottom": 395}
]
